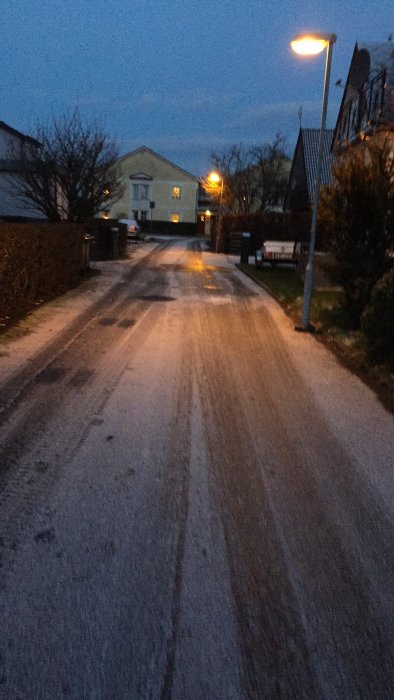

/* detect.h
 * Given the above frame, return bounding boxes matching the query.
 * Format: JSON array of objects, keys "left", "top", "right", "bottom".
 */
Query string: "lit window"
[
  {"left": 171, "top": 185, "right": 182, "bottom": 199},
  {"left": 171, "top": 213, "right": 180, "bottom": 223}
]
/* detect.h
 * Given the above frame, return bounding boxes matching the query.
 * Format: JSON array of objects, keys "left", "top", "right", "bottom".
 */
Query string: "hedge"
[
  {"left": 211, "top": 211, "right": 331, "bottom": 254},
  {"left": 140, "top": 220, "right": 197, "bottom": 237},
  {"left": 361, "top": 268, "right": 394, "bottom": 369},
  {"left": 0, "top": 222, "right": 86, "bottom": 326}
]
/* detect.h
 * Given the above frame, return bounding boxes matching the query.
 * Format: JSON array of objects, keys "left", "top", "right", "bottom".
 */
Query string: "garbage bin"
[
  {"left": 240, "top": 232, "right": 251, "bottom": 264},
  {"left": 110, "top": 227, "right": 119, "bottom": 260},
  {"left": 81, "top": 234, "right": 95, "bottom": 270},
  {"left": 255, "top": 248, "right": 263, "bottom": 268},
  {"left": 96, "top": 223, "right": 117, "bottom": 260}
]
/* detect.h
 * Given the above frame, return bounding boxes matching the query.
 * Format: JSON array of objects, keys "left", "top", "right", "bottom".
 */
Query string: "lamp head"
[
  {"left": 208, "top": 171, "right": 221, "bottom": 184},
  {"left": 291, "top": 32, "right": 336, "bottom": 56}
]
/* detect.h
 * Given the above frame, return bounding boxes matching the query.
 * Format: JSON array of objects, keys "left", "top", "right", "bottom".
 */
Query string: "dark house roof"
[
  {"left": 333, "top": 40, "right": 394, "bottom": 149},
  {"left": 0, "top": 120, "right": 40, "bottom": 146},
  {"left": 0, "top": 121, "right": 40, "bottom": 175},
  {"left": 284, "top": 128, "right": 334, "bottom": 212}
]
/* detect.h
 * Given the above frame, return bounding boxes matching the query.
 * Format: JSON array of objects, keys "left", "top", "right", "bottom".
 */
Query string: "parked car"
[{"left": 118, "top": 218, "right": 141, "bottom": 239}]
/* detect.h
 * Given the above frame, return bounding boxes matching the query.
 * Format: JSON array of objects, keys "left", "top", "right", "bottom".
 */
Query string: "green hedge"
[
  {"left": 212, "top": 211, "right": 331, "bottom": 254},
  {"left": 0, "top": 222, "right": 85, "bottom": 326},
  {"left": 361, "top": 268, "right": 394, "bottom": 369},
  {"left": 140, "top": 220, "right": 197, "bottom": 237}
]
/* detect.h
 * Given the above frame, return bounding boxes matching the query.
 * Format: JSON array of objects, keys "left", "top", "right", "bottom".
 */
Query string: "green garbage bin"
[{"left": 240, "top": 232, "right": 251, "bottom": 264}]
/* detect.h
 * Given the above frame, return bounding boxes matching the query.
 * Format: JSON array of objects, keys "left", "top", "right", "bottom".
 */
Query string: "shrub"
[
  {"left": 361, "top": 268, "right": 394, "bottom": 368},
  {"left": 319, "top": 136, "right": 394, "bottom": 328},
  {"left": 0, "top": 222, "right": 85, "bottom": 326}
]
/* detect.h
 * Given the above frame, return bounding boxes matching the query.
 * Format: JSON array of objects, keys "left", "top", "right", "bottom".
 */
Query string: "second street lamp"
[
  {"left": 291, "top": 32, "right": 336, "bottom": 331},
  {"left": 208, "top": 171, "right": 224, "bottom": 253}
]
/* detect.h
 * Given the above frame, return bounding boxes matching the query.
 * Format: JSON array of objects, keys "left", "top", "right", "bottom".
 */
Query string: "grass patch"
[
  {"left": 238, "top": 264, "right": 341, "bottom": 326},
  {"left": 239, "top": 263, "right": 394, "bottom": 414}
]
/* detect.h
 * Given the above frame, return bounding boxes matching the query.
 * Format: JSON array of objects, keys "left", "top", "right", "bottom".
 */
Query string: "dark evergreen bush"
[
  {"left": 319, "top": 137, "right": 393, "bottom": 328},
  {"left": 361, "top": 268, "right": 394, "bottom": 369}
]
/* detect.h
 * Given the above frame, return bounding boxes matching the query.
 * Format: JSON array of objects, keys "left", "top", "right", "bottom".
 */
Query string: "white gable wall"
[{"left": 109, "top": 148, "right": 198, "bottom": 224}]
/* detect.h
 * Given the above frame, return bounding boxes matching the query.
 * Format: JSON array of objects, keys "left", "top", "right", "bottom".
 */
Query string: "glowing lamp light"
[
  {"left": 290, "top": 33, "right": 336, "bottom": 56},
  {"left": 205, "top": 170, "right": 224, "bottom": 252},
  {"left": 291, "top": 37, "right": 327, "bottom": 55},
  {"left": 208, "top": 171, "right": 221, "bottom": 184}
]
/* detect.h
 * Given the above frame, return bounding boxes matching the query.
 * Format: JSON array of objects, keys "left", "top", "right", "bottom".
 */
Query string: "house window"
[
  {"left": 171, "top": 185, "right": 182, "bottom": 200},
  {"left": 132, "top": 183, "right": 150, "bottom": 200},
  {"left": 171, "top": 213, "right": 181, "bottom": 223},
  {"left": 140, "top": 210, "right": 148, "bottom": 221}
]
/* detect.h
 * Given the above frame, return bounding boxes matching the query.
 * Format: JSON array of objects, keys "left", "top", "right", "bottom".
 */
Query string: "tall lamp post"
[
  {"left": 208, "top": 171, "right": 224, "bottom": 253},
  {"left": 291, "top": 32, "right": 336, "bottom": 331}
]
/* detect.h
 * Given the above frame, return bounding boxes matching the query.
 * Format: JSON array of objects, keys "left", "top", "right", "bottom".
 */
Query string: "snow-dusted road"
[{"left": 0, "top": 238, "right": 393, "bottom": 699}]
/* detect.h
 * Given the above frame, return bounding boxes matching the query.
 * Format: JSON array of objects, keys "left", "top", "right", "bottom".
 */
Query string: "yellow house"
[{"left": 108, "top": 146, "right": 199, "bottom": 229}]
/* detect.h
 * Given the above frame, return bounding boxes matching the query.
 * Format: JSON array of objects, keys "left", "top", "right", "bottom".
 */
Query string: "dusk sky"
[{"left": 3, "top": 1, "right": 393, "bottom": 176}]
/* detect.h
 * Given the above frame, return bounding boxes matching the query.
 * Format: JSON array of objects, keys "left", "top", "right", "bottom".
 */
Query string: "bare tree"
[
  {"left": 8, "top": 110, "right": 123, "bottom": 222},
  {"left": 207, "top": 133, "right": 290, "bottom": 216},
  {"left": 249, "top": 132, "right": 289, "bottom": 211},
  {"left": 209, "top": 143, "right": 256, "bottom": 214}
]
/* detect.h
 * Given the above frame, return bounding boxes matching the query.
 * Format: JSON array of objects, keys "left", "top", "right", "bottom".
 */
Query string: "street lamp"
[
  {"left": 208, "top": 171, "right": 224, "bottom": 253},
  {"left": 291, "top": 32, "right": 336, "bottom": 331}
]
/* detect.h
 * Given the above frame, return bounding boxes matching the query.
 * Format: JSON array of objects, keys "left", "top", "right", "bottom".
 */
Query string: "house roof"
[
  {"left": 299, "top": 128, "right": 334, "bottom": 197},
  {"left": 353, "top": 41, "right": 394, "bottom": 125},
  {"left": 284, "top": 128, "right": 334, "bottom": 211},
  {"left": 118, "top": 146, "right": 198, "bottom": 181},
  {"left": 0, "top": 120, "right": 39, "bottom": 145},
  {"left": 356, "top": 41, "right": 394, "bottom": 82},
  {"left": 333, "top": 40, "right": 394, "bottom": 144}
]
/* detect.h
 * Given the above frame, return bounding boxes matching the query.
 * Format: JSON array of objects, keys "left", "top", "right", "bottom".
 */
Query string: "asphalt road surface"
[{"left": 0, "top": 238, "right": 393, "bottom": 700}]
